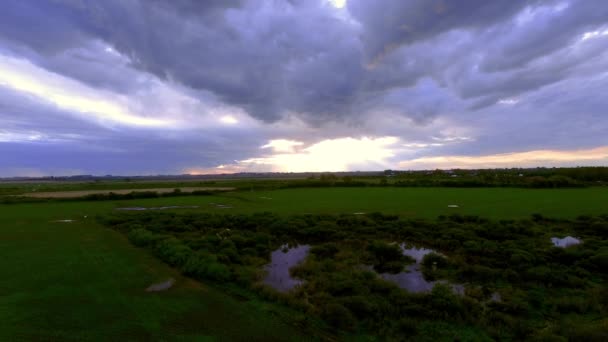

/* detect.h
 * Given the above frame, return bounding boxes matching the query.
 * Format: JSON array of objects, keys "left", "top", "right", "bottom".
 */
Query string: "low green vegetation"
[{"left": 103, "top": 211, "right": 608, "bottom": 340}]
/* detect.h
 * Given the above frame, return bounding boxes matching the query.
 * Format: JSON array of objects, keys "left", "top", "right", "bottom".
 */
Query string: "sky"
[{"left": 1, "top": 0, "right": 607, "bottom": 176}]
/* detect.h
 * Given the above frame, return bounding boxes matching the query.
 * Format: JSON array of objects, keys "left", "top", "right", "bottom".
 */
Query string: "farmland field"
[
  {"left": 1, "top": 185, "right": 607, "bottom": 340},
  {"left": 5, "top": 186, "right": 607, "bottom": 219}
]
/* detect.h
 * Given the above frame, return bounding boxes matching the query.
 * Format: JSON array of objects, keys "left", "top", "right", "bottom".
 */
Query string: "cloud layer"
[{"left": 1, "top": 0, "right": 607, "bottom": 175}]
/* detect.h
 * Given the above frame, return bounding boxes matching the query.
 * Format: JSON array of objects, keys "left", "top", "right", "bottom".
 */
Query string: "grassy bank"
[{"left": 0, "top": 206, "right": 312, "bottom": 340}]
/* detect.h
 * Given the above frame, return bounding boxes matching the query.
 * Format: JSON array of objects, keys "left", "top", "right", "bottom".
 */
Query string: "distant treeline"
[
  {"left": 223, "top": 167, "right": 608, "bottom": 190},
  {"left": 389, "top": 166, "right": 608, "bottom": 187},
  {"left": 102, "top": 211, "right": 608, "bottom": 340},
  {"left": 283, "top": 175, "right": 586, "bottom": 189}
]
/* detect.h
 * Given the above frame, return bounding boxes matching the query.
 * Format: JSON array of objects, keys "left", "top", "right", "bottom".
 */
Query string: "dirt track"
[{"left": 20, "top": 187, "right": 235, "bottom": 198}]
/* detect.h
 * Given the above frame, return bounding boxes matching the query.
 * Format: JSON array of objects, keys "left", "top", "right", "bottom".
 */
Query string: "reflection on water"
[
  {"left": 263, "top": 245, "right": 310, "bottom": 292},
  {"left": 400, "top": 244, "right": 435, "bottom": 263},
  {"left": 551, "top": 236, "right": 582, "bottom": 248},
  {"left": 377, "top": 264, "right": 464, "bottom": 294},
  {"left": 146, "top": 278, "right": 175, "bottom": 292},
  {"left": 379, "top": 264, "right": 434, "bottom": 292},
  {"left": 371, "top": 243, "right": 463, "bottom": 294}
]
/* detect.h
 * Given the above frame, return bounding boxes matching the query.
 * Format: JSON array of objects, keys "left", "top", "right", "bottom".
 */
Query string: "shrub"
[
  {"left": 320, "top": 303, "right": 356, "bottom": 330},
  {"left": 182, "top": 252, "right": 231, "bottom": 282},
  {"left": 340, "top": 296, "right": 376, "bottom": 319},
  {"left": 422, "top": 252, "right": 448, "bottom": 268},
  {"left": 127, "top": 228, "right": 162, "bottom": 247},
  {"left": 589, "top": 248, "right": 608, "bottom": 272},
  {"left": 154, "top": 237, "right": 193, "bottom": 267},
  {"left": 428, "top": 283, "right": 464, "bottom": 320},
  {"left": 310, "top": 243, "right": 339, "bottom": 258},
  {"left": 368, "top": 241, "right": 408, "bottom": 273}
]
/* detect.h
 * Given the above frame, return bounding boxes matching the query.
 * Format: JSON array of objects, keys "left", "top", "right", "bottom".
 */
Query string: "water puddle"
[
  {"left": 376, "top": 264, "right": 439, "bottom": 293},
  {"left": 146, "top": 278, "right": 175, "bottom": 292},
  {"left": 116, "top": 206, "right": 199, "bottom": 211},
  {"left": 551, "top": 236, "right": 582, "bottom": 248},
  {"left": 447, "top": 204, "right": 459, "bottom": 208},
  {"left": 369, "top": 243, "right": 463, "bottom": 294},
  {"left": 54, "top": 219, "right": 76, "bottom": 223},
  {"left": 263, "top": 244, "right": 310, "bottom": 292},
  {"left": 400, "top": 244, "right": 436, "bottom": 263},
  {"left": 209, "top": 203, "right": 233, "bottom": 209}
]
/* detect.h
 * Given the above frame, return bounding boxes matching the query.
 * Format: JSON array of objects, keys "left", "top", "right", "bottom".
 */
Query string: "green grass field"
[
  {"left": 227, "top": 187, "right": 608, "bottom": 218},
  {"left": 2, "top": 186, "right": 607, "bottom": 340},
  {"left": 0, "top": 204, "right": 312, "bottom": 341},
  {"left": 7, "top": 187, "right": 606, "bottom": 220}
]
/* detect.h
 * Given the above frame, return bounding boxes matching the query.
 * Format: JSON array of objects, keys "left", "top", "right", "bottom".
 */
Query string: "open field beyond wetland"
[{"left": 4, "top": 186, "right": 607, "bottom": 219}]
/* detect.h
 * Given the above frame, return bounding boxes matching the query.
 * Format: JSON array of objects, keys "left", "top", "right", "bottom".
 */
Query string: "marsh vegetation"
[{"left": 104, "top": 211, "right": 608, "bottom": 340}]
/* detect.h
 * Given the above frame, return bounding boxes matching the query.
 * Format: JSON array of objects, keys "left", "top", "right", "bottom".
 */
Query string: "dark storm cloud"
[
  {"left": 2, "top": 0, "right": 606, "bottom": 124},
  {"left": 480, "top": 0, "right": 608, "bottom": 72},
  {"left": 92, "top": 0, "right": 365, "bottom": 122},
  {"left": 347, "top": 0, "right": 540, "bottom": 61},
  {"left": 0, "top": 1, "right": 87, "bottom": 54},
  {"left": 460, "top": 27, "right": 608, "bottom": 109}
]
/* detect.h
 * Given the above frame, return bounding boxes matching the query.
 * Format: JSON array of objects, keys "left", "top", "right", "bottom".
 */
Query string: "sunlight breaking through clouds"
[
  {"left": 0, "top": 54, "right": 172, "bottom": 128},
  {"left": 498, "top": 98, "right": 520, "bottom": 105},
  {"left": 262, "top": 139, "right": 305, "bottom": 153},
  {"left": 242, "top": 136, "right": 399, "bottom": 172},
  {"left": 581, "top": 29, "right": 608, "bottom": 41},
  {"left": 328, "top": 0, "right": 347, "bottom": 9},
  {"left": 219, "top": 115, "right": 239, "bottom": 125},
  {"left": 0, "top": 131, "right": 43, "bottom": 143},
  {"left": 188, "top": 136, "right": 400, "bottom": 174}
]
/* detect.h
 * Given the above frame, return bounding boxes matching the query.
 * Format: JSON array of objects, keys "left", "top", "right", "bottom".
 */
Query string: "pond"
[
  {"left": 263, "top": 244, "right": 310, "bottom": 292},
  {"left": 551, "top": 236, "right": 582, "bottom": 248},
  {"left": 146, "top": 278, "right": 175, "bottom": 292},
  {"left": 400, "top": 244, "right": 436, "bottom": 263},
  {"left": 371, "top": 243, "right": 464, "bottom": 294}
]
